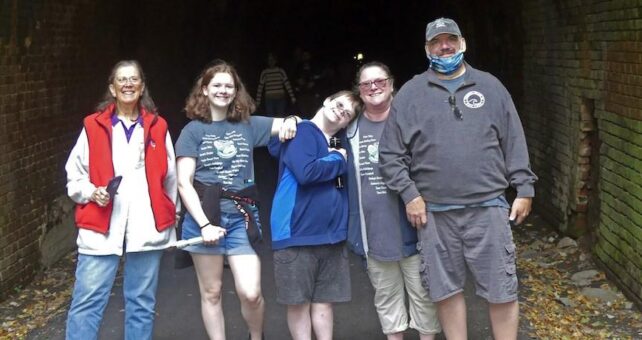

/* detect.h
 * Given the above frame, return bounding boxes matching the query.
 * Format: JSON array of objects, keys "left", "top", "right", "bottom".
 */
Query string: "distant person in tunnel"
[
  {"left": 379, "top": 18, "right": 538, "bottom": 340},
  {"left": 268, "top": 90, "right": 362, "bottom": 340},
  {"left": 292, "top": 50, "right": 322, "bottom": 118},
  {"left": 175, "top": 59, "right": 299, "bottom": 340},
  {"left": 346, "top": 61, "right": 441, "bottom": 340},
  {"left": 255, "top": 52, "right": 297, "bottom": 117},
  {"left": 65, "top": 60, "right": 177, "bottom": 340}
]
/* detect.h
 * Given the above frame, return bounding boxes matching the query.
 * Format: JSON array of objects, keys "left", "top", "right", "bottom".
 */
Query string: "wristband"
[{"left": 199, "top": 222, "right": 212, "bottom": 229}]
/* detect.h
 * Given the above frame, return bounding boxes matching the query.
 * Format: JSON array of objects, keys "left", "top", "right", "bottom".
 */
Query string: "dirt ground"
[{"left": 1, "top": 213, "right": 641, "bottom": 339}]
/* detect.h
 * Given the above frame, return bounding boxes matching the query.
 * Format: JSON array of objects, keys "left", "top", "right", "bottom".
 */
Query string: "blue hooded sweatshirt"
[{"left": 268, "top": 121, "right": 349, "bottom": 250}]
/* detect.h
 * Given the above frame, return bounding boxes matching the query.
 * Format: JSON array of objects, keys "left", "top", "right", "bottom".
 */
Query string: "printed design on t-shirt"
[
  {"left": 214, "top": 140, "right": 238, "bottom": 159},
  {"left": 199, "top": 130, "right": 251, "bottom": 186},
  {"left": 367, "top": 142, "right": 379, "bottom": 164},
  {"left": 463, "top": 90, "right": 485, "bottom": 109},
  {"left": 359, "top": 134, "right": 387, "bottom": 195}
]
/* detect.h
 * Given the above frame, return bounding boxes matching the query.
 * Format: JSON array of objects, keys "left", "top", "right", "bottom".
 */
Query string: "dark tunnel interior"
[
  {"left": 5, "top": 0, "right": 642, "bottom": 315},
  {"left": 94, "top": 0, "right": 523, "bottom": 138}
]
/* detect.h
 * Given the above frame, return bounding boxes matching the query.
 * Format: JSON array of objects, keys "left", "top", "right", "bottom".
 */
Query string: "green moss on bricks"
[
  {"left": 600, "top": 130, "right": 642, "bottom": 159},
  {"left": 601, "top": 169, "right": 642, "bottom": 202},
  {"left": 600, "top": 209, "right": 642, "bottom": 248},
  {"left": 602, "top": 157, "right": 642, "bottom": 188},
  {"left": 602, "top": 111, "right": 642, "bottom": 136},
  {"left": 597, "top": 229, "right": 625, "bottom": 262},
  {"left": 600, "top": 191, "right": 642, "bottom": 234}
]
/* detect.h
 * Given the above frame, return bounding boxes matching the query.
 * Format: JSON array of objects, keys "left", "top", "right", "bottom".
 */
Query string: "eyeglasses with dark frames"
[
  {"left": 449, "top": 95, "right": 463, "bottom": 120},
  {"left": 358, "top": 78, "right": 389, "bottom": 90}
]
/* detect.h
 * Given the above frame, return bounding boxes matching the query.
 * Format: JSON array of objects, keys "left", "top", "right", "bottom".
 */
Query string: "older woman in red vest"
[{"left": 64, "top": 60, "right": 177, "bottom": 340}]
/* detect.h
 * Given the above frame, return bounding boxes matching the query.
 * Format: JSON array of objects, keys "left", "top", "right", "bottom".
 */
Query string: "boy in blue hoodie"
[{"left": 268, "top": 90, "right": 362, "bottom": 340}]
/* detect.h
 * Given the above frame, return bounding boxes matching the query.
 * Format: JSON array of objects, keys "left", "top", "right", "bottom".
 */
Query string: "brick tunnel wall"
[
  {"left": 0, "top": 0, "right": 240, "bottom": 300},
  {"left": 0, "top": 0, "right": 122, "bottom": 299},
  {"left": 521, "top": 0, "right": 642, "bottom": 305},
  {"left": 3, "top": 0, "right": 639, "bottom": 308}
]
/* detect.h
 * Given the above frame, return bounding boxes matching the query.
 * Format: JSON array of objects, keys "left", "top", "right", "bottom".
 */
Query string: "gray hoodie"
[{"left": 379, "top": 64, "right": 537, "bottom": 205}]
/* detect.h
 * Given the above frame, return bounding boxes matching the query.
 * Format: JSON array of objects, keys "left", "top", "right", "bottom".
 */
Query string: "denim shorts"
[
  {"left": 181, "top": 208, "right": 261, "bottom": 256},
  {"left": 273, "top": 243, "right": 351, "bottom": 305}
]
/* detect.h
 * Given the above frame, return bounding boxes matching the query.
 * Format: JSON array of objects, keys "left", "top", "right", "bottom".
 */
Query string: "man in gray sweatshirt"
[{"left": 379, "top": 17, "right": 537, "bottom": 340}]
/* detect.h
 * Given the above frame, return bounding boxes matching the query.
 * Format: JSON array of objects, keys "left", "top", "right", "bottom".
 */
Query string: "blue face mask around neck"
[{"left": 428, "top": 51, "right": 464, "bottom": 75}]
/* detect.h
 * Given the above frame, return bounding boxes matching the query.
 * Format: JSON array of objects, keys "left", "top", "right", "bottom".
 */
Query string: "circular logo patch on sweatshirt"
[{"left": 463, "top": 91, "right": 485, "bottom": 109}]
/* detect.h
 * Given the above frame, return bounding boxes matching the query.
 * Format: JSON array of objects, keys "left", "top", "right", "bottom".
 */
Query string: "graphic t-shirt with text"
[
  {"left": 358, "top": 118, "right": 403, "bottom": 260},
  {"left": 175, "top": 116, "right": 273, "bottom": 211}
]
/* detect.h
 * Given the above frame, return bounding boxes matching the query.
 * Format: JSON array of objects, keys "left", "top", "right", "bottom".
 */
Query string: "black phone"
[{"left": 105, "top": 176, "right": 122, "bottom": 199}]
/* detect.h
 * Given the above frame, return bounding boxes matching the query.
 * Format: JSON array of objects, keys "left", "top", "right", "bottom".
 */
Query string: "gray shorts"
[
  {"left": 418, "top": 206, "right": 518, "bottom": 304},
  {"left": 273, "top": 243, "right": 351, "bottom": 305}
]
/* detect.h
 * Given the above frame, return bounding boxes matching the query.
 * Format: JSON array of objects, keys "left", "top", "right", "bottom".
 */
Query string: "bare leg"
[
  {"left": 287, "top": 303, "right": 312, "bottom": 340},
  {"left": 419, "top": 332, "right": 436, "bottom": 340},
  {"left": 436, "top": 292, "right": 467, "bottom": 340},
  {"left": 386, "top": 332, "right": 404, "bottom": 340},
  {"left": 192, "top": 254, "right": 225, "bottom": 340},
  {"left": 311, "top": 302, "right": 333, "bottom": 340},
  {"left": 489, "top": 300, "right": 519, "bottom": 340},
  {"left": 228, "top": 254, "right": 264, "bottom": 340},
  {"left": 385, "top": 332, "right": 434, "bottom": 340}
]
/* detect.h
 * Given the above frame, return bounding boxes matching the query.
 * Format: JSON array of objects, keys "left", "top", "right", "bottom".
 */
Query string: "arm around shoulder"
[
  {"left": 271, "top": 115, "right": 301, "bottom": 141},
  {"left": 282, "top": 124, "right": 345, "bottom": 185}
]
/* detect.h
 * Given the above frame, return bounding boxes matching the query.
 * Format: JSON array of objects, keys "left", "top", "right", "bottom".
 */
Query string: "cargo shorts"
[{"left": 417, "top": 206, "right": 518, "bottom": 304}]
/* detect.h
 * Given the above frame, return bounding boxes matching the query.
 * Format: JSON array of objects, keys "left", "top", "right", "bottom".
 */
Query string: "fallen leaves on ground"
[
  {"left": 2, "top": 215, "right": 642, "bottom": 339},
  {"left": 515, "top": 216, "right": 642, "bottom": 339},
  {"left": 0, "top": 252, "right": 76, "bottom": 340}
]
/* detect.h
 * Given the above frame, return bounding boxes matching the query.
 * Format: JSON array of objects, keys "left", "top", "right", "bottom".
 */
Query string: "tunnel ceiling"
[{"left": 109, "top": 0, "right": 522, "bottom": 89}]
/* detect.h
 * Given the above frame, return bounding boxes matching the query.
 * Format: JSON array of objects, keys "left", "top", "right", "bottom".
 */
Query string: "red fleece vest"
[{"left": 74, "top": 104, "right": 176, "bottom": 234}]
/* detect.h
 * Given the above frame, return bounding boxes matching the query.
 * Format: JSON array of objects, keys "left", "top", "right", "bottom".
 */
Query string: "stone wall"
[{"left": 521, "top": 0, "right": 642, "bottom": 305}]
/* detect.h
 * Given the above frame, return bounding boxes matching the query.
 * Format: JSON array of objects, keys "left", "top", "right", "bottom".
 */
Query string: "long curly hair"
[
  {"left": 184, "top": 59, "right": 255, "bottom": 123},
  {"left": 95, "top": 60, "right": 157, "bottom": 113}
]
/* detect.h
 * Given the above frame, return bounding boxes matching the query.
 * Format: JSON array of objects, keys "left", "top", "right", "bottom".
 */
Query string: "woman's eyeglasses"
[
  {"left": 115, "top": 76, "right": 142, "bottom": 85},
  {"left": 358, "top": 78, "right": 389, "bottom": 90}
]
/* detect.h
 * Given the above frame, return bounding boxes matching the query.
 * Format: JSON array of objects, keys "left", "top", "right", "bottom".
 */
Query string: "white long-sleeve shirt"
[{"left": 65, "top": 120, "right": 177, "bottom": 255}]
